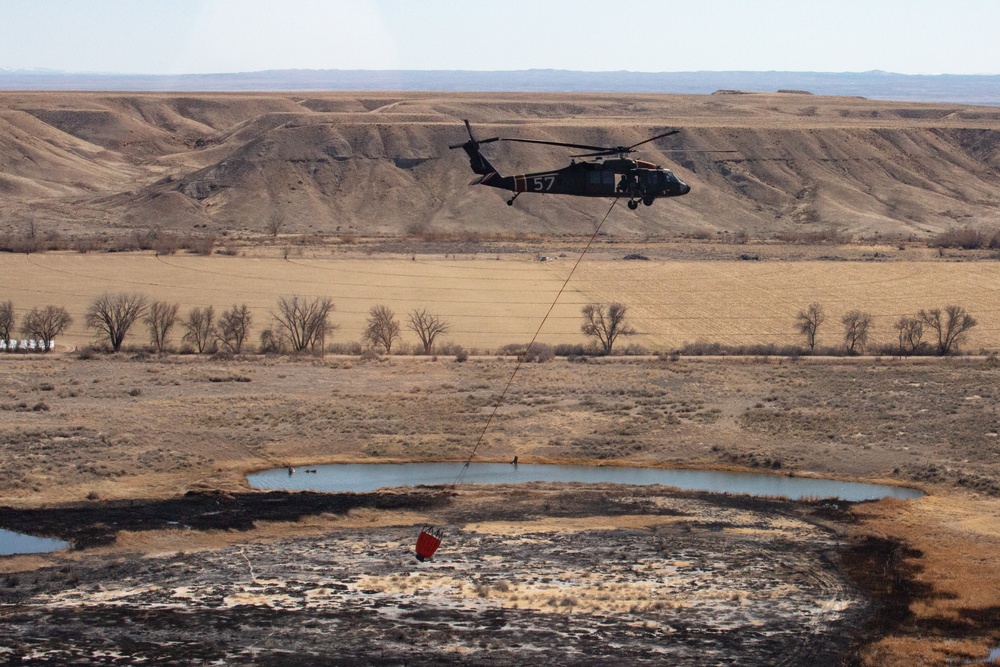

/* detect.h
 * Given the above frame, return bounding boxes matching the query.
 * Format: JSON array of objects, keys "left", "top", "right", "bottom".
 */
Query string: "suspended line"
[{"left": 454, "top": 197, "right": 620, "bottom": 486}]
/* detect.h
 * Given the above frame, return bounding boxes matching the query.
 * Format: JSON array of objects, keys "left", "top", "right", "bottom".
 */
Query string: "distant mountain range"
[{"left": 2, "top": 69, "right": 999, "bottom": 106}]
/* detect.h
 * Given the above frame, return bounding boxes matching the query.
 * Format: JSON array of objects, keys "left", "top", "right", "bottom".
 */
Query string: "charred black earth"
[{"left": 0, "top": 486, "right": 900, "bottom": 665}]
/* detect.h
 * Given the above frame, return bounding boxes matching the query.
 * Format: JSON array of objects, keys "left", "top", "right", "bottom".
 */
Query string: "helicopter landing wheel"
[
  {"left": 627, "top": 200, "right": 639, "bottom": 210},
  {"left": 642, "top": 196, "right": 655, "bottom": 206}
]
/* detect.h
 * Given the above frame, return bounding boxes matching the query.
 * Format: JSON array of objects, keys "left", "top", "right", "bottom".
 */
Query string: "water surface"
[
  {"left": 248, "top": 463, "right": 922, "bottom": 502},
  {"left": 0, "top": 528, "right": 69, "bottom": 556}
]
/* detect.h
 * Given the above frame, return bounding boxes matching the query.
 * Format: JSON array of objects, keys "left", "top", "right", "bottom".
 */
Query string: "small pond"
[
  {"left": 248, "top": 463, "right": 923, "bottom": 502},
  {"left": 0, "top": 528, "right": 69, "bottom": 556}
]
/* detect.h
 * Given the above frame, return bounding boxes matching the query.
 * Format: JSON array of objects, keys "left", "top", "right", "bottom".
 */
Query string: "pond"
[
  {"left": 0, "top": 528, "right": 69, "bottom": 556},
  {"left": 247, "top": 463, "right": 923, "bottom": 502}
]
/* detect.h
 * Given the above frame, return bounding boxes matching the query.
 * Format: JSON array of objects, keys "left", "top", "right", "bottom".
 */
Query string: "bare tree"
[
  {"left": 0, "top": 300, "right": 14, "bottom": 346},
  {"left": 144, "top": 301, "right": 180, "bottom": 352},
  {"left": 259, "top": 328, "right": 285, "bottom": 354},
  {"left": 20, "top": 305, "right": 72, "bottom": 351},
  {"left": 266, "top": 212, "right": 286, "bottom": 238},
  {"left": 181, "top": 306, "right": 216, "bottom": 353},
  {"left": 795, "top": 302, "right": 825, "bottom": 351},
  {"left": 918, "top": 305, "right": 977, "bottom": 355},
  {"left": 216, "top": 304, "right": 253, "bottom": 353},
  {"left": 581, "top": 303, "right": 636, "bottom": 355},
  {"left": 86, "top": 293, "right": 148, "bottom": 352},
  {"left": 894, "top": 315, "right": 924, "bottom": 355},
  {"left": 842, "top": 310, "right": 873, "bottom": 355},
  {"left": 364, "top": 305, "right": 401, "bottom": 354},
  {"left": 407, "top": 308, "right": 450, "bottom": 355},
  {"left": 271, "top": 295, "right": 336, "bottom": 353}
]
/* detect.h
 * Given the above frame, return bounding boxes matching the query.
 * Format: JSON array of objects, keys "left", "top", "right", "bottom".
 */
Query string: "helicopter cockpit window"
[{"left": 587, "top": 171, "right": 616, "bottom": 186}]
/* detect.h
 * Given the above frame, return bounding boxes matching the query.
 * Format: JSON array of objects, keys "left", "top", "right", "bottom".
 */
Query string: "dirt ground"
[{"left": 1, "top": 354, "right": 999, "bottom": 665}]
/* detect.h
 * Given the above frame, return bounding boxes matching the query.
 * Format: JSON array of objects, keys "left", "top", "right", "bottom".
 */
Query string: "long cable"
[{"left": 454, "top": 197, "right": 620, "bottom": 485}]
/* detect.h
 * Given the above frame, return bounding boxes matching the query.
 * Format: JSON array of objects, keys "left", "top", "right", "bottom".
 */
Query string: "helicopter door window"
[
  {"left": 587, "top": 172, "right": 602, "bottom": 185},
  {"left": 603, "top": 172, "right": 615, "bottom": 186}
]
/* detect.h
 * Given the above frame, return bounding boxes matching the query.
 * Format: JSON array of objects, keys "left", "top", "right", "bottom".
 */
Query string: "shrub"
[
  {"left": 523, "top": 342, "right": 554, "bottom": 363},
  {"left": 183, "top": 234, "right": 216, "bottom": 256},
  {"left": 328, "top": 341, "right": 363, "bottom": 355},
  {"left": 72, "top": 236, "right": 105, "bottom": 253},
  {"left": 553, "top": 343, "right": 586, "bottom": 357},
  {"left": 928, "top": 226, "right": 996, "bottom": 250}
]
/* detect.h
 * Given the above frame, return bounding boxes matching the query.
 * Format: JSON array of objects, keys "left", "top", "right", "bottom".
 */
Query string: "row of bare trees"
[
  {"left": 2, "top": 293, "right": 456, "bottom": 356},
  {"left": 0, "top": 294, "right": 979, "bottom": 358},
  {"left": 796, "top": 302, "right": 978, "bottom": 355},
  {"left": 71, "top": 293, "right": 454, "bottom": 355},
  {"left": 78, "top": 293, "right": 334, "bottom": 354},
  {"left": 0, "top": 300, "right": 72, "bottom": 351},
  {"left": 361, "top": 306, "right": 451, "bottom": 354}
]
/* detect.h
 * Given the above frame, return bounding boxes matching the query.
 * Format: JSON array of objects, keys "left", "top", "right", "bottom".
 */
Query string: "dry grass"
[
  {"left": 1, "top": 354, "right": 997, "bottom": 504},
  {"left": 852, "top": 495, "right": 1000, "bottom": 666},
  {"left": 1, "top": 354, "right": 999, "bottom": 664},
  {"left": 3, "top": 252, "right": 999, "bottom": 352}
]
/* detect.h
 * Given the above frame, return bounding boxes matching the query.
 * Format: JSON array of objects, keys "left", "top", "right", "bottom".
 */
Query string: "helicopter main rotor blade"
[
  {"left": 501, "top": 137, "right": 614, "bottom": 152},
  {"left": 448, "top": 136, "right": 500, "bottom": 149},
  {"left": 569, "top": 129, "right": 684, "bottom": 158},
  {"left": 624, "top": 129, "right": 681, "bottom": 151},
  {"left": 495, "top": 128, "right": 686, "bottom": 157},
  {"left": 570, "top": 149, "right": 618, "bottom": 158}
]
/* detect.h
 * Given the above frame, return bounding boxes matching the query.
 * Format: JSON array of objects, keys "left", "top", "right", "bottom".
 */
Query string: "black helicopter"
[{"left": 451, "top": 120, "right": 690, "bottom": 210}]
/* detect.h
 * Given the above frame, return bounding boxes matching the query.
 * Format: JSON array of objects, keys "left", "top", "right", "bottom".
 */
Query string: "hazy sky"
[{"left": 2, "top": 0, "right": 998, "bottom": 75}]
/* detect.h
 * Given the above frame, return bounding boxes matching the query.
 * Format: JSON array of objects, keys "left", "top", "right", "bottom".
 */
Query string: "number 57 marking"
[{"left": 532, "top": 176, "right": 556, "bottom": 191}]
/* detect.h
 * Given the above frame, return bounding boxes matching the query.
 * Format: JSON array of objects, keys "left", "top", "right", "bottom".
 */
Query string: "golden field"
[{"left": 3, "top": 249, "right": 1000, "bottom": 351}]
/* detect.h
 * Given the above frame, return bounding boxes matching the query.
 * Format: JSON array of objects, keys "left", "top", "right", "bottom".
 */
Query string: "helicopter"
[{"left": 450, "top": 120, "right": 691, "bottom": 210}]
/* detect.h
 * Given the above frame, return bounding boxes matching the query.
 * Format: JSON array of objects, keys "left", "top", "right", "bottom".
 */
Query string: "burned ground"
[
  {"left": 1, "top": 356, "right": 999, "bottom": 664},
  {"left": 1, "top": 486, "right": 873, "bottom": 666}
]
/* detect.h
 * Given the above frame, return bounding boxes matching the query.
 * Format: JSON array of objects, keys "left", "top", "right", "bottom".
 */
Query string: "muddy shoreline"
[{"left": 0, "top": 486, "right": 914, "bottom": 665}]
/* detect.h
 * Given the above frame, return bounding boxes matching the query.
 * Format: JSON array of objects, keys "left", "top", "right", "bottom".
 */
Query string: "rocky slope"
[{"left": 1, "top": 91, "right": 999, "bottom": 239}]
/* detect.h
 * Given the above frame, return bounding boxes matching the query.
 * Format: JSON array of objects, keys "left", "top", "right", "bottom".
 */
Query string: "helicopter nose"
[{"left": 678, "top": 182, "right": 690, "bottom": 196}]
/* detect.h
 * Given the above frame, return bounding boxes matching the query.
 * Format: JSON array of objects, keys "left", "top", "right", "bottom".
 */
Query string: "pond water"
[
  {"left": 247, "top": 463, "right": 923, "bottom": 502},
  {"left": 0, "top": 528, "right": 69, "bottom": 556}
]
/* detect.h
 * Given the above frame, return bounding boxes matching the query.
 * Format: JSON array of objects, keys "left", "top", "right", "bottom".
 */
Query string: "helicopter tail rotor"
[
  {"left": 451, "top": 120, "right": 502, "bottom": 177},
  {"left": 449, "top": 119, "right": 500, "bottom": 150}
]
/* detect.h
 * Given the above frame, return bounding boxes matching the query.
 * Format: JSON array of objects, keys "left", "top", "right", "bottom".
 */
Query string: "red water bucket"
[{"left": 414, "top": 530, "right": 442, "bottom": 561}]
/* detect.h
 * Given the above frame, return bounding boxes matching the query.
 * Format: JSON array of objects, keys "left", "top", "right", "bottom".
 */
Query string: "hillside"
[{"left": 1, "top": 90, "right": 999, "bottom": 240}]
